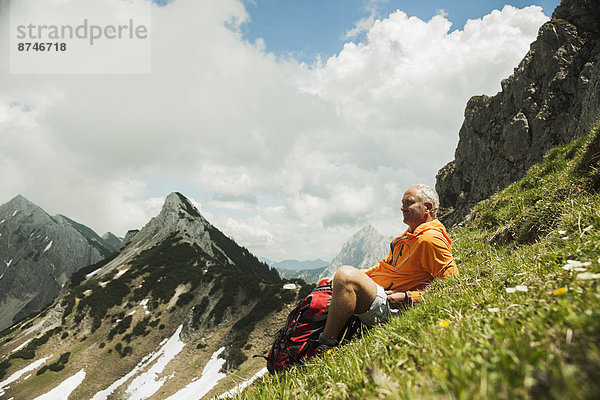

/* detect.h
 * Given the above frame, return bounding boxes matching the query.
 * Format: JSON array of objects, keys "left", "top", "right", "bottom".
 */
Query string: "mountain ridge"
[{"left": 0, "top": 191, "right": 299, "bottom": 400}]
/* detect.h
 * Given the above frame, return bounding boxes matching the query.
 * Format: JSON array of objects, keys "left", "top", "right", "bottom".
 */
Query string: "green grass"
[{"left": 239, "top": 121, "right": 600, "bottom": 399}]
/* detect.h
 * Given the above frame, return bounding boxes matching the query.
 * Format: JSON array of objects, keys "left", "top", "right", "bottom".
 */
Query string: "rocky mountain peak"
[
  {"left": 320, "top": 225, "right": 393, "bottom": 279},
  {"left": 101, "top": 232, "right": 122, "bottom": 253},
  {"left": 354, "top": 224, "right": 378, "bottom": 238},
  {"left": 161, "top": 192, "right": 206, "bottom": 221},
  {"left": 2, "top": 194, "right": 45, "bottom": 216},
  {"left": 0, "top": 195, "right": 54, "bottom": 231},
  {"left": 95, "top": 192, "right": 222, "bottom": 277},
  {"left": 142, "top": 192, "right": 212, "bottom": 239},
  {"left": 5, "top": 194, "right": 34, "bottom": 210}
]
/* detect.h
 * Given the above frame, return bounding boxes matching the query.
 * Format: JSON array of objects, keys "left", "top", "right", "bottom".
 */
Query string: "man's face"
[{"left": 401, "top": 187, "right": 429, "bottom": 231}]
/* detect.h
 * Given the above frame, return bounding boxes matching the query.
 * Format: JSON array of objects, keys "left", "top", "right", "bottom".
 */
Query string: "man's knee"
[
  {"left": 332, "top": 265, "right": 361, "bottom": 287},
  {"left": 332, "top": 265, "right": 377, "bottom": 313}
]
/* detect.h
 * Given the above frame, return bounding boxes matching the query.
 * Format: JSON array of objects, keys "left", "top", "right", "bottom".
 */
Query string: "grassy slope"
[{"left": 240, "top": 121, "right": 600, "bottom": 399}]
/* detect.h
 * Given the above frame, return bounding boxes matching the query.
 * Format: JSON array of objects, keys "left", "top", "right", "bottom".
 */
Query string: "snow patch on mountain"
[
  {"left": 11, "top": 339, "right": 32, "bottom": 353},
  {"left": 0, "top": 356, "right": 51, "bottom": 397},
  {"left": 114, "top": 267, "right": 129, "bottom": 279},
  {"left": 165, "top": 347, "right": 227, "bottom": 400},
  {"left": 33, "top": 369, "right": 85, "bottom": 400},
  {"left": 91, "top": 325, "right": 185, "bottom": 400},
  {"left": 218, "top": 367, "right": 268, "bottom": 398},
  {"left": 124, "top": 325, "right": 186, "bottom": 400}
]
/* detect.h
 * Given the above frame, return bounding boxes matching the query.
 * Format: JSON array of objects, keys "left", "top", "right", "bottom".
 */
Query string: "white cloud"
[
  {"left": 345, "top": 14, "right": 376, "bottom": 40},
  {"left": 0, "top": 1, "right": 548, "bottom": 260},
  {"left": 436, "top": 9, "right": 449, "bottom": 18}
]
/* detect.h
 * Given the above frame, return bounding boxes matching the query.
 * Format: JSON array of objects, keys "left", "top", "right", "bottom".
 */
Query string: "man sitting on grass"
[{"left": 318, "top": 184, "right": 458, "bottom": 348}]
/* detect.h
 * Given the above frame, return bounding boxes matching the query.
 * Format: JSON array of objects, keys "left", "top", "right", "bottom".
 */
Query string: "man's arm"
[
  {"left": 386, "top": 233, "right": 457, "bottom": 305},
  {"left": 385, "top": 289, "right": 422, "bottom": 304},
  {"left": 385, "top": 290, "right": 410, "bottom": 306},
  {"left": 421, "top": 233, "right": 457, "bottom": 278}
]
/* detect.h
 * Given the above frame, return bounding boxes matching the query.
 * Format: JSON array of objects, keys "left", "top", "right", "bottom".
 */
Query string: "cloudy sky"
[{"left": 0, "top": 0, "right": 559, "bottom": 261}]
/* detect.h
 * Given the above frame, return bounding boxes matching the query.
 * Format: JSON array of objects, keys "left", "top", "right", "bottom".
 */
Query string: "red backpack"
[{"left": 264, "top": 278, "right": 361, "bottom": 374}]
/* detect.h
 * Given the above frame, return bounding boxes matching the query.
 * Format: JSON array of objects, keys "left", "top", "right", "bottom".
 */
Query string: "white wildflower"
[
  {"left": 566, "top": 260, "right": 592, "bottom": 266},
  {"left": 558, "top": 230, "right": 567, "bottom": 235},
  {"left": 576, "top": 272, "right": 600, "bottom": 280},
  {"left": 487, "top": 307, "right": 500, "bottom": 313},
  {"left": 563, "top": 260, "right": 593, "bottom": 271},
  {"left": 506, "top": 285, "right": 528, "bottom": 293}
]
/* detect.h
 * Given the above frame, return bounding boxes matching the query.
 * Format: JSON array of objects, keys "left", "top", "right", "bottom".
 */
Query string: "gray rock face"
[
  {"left": 320, "top": 225, "right": 393, "bottom": 279},
  {"left": 436, "top": 0, "right": 600, "bottom": 227},
  {"left": 129, "top": 192, "right": 215, "bottom": 255},
  {"left": 121, "top": 229, "right": 139, "bottom": 248},
  {"left": 0, "top": 195, "right": 113, "bottom": 330}
]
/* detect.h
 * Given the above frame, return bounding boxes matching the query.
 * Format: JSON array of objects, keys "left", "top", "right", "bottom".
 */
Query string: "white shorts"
[{"left": 354, "top": 285, "right": 391, "bottom": 328}]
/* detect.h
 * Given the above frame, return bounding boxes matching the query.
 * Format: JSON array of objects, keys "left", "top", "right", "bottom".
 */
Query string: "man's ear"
[{"left": 424, "top": 202, "right": 434, "bottom": 214}]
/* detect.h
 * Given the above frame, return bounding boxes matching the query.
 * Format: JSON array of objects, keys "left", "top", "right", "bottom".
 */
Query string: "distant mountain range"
[
  {"left": 266, "top": 259, "right": 329, "bottom": 283},
  {"left": 269, "top": 259, "right": 329, "bottom": 271},
  {"left": 0, "top": 195, "right": 122, "bottom": 331},
  {"left": 264, "top": 226, "right": 393, "bottom": 284}
]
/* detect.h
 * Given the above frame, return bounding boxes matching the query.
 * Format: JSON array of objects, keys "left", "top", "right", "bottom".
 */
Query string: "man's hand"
[{"left": 385, "top": 290, "right": 407, "bottom": 308}]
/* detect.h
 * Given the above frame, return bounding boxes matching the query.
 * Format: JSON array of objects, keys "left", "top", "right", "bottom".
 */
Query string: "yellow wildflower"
[
  {"left": 553, "top": 287, "right": 567, "bottom": 296},
  {"left": 438, "top": 319, "right": 451, "bottom": 327}
]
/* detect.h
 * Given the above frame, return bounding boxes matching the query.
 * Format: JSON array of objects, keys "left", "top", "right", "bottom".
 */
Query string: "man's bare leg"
[{"left": 321, "top": 265, "right": 379, "bottom": 343}]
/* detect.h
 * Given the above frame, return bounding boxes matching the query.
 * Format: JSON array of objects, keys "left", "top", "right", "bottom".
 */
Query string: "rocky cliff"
[
  {"left": 436, "top": 0, "right": 600, "bottom": 227},
  {"left": 0, "top": 195, "right": 114, "bottom": 331}
]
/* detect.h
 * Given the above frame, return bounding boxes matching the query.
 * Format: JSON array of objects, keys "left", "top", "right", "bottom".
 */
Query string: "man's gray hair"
[{"left": 410, "top": 184, "right": 439, "bottom": 218}]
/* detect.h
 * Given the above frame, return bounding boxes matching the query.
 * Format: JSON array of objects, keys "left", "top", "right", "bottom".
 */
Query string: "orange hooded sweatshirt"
[{"left": 364, "top": 219, "right": 457, "bottom": 303}]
